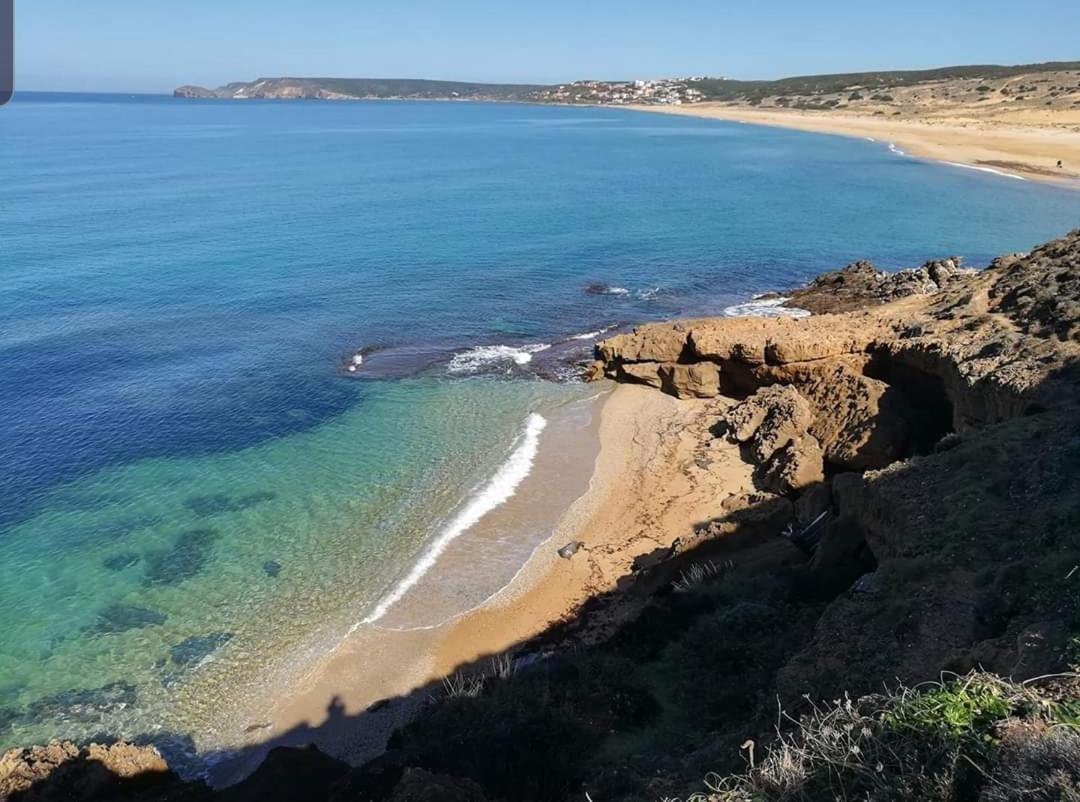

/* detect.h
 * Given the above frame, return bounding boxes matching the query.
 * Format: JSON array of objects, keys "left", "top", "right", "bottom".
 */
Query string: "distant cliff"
[{"left": 172, "top": 77, "right": 547, "bottom": 101}]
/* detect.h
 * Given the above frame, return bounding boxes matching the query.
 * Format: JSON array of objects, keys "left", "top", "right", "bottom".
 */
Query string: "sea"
[{"left": 2, "top": 92, "right": 1079, "bottom": 772}]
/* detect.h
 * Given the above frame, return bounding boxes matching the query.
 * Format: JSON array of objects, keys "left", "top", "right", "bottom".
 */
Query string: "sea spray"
[
  {"left": 361, "top": 413, "right": 549, "bottom": 625},
  {"left": 448, "top": 344, "right": 551, "bottom": 374}
]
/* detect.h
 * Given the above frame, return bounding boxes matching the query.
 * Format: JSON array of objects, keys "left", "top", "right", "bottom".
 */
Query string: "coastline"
[
  {"left": 210, "top": 383, "right": 753, "bottom": 785},
  {"left": 624, "top": 103, "right": 1080, "bottom": 187}
]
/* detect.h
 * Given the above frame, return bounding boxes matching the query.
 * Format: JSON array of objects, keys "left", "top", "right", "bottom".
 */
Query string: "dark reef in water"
[
  {"left": 142, "top": 528, "right": 219, "bottom": 587},
  {"left": 183, "top": 491, "right": 276, "bottom": 518},
  {"left": 0, "top": 681, "right": 139, "bottom": 734},
  {"left": 169, "top": 633, "right": 234, "bottom": 668},
  {"left": 89, "top": 605, "right": 167, "bottom": 635},
  {"left": 102, "top": 552, "right": 141, "bottom": 572}
]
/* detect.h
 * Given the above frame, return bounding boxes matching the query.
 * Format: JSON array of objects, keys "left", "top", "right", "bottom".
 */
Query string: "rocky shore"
[{"left": 5, "top": 232, "right": 1079, "bottom": 801}]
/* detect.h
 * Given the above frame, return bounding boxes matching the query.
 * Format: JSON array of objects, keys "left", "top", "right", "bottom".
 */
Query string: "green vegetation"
[
  {"left": 687, "top": 61, "right": 1080, "bottom": 102},
  {"left": 688, "top": 674, "right": 1079, "bottom": 802}
]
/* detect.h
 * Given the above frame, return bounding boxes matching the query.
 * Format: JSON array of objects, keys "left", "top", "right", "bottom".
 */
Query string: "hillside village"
[{"left": 532, "top": 77, "right": 711, "bottom": 105}]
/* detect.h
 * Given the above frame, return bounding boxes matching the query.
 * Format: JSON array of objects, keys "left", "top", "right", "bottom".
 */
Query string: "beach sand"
[
  {"left": 629, "top": 104, "right": 1080, "bottom": 186},
  {"left": 211, "top": 383, "right": 753, "bottom": 784}
]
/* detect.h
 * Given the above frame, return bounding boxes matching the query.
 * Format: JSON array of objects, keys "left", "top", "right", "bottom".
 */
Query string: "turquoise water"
[{"left": 2, "top": 93, "right": 1079, "bottom": 767}]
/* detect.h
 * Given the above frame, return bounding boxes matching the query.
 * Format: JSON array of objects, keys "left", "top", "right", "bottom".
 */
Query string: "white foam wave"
[
  {"left": 447, "top": 343, "right": 550, "bottom": 374},
  {"left": 887, "top": 142, "right": 907, "bottom": 157},
  {"left": 943, "top": 161, "right": 1026, "bottom": 181},
  {"left": 636, "top": 286, "right": 661, "bottom": 301},
  {"left": 723, "top": 296, "right": 811, "bottom": 319},
  {"left": 569, "top": 324, "right": 617, "bottom": 341},
  {"left": 604, "top": 286, "right": 630, "bottom": 296},
  {"left": 360, "top": 413, "right": 549, "bottom": 625}
]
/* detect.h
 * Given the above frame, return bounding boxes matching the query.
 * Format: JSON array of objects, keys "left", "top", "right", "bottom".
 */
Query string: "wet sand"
[
  {"left": 628, "top": 104, "right": 1080, "bottom": 186},
  {"left": 210, "top": 383, "right": 753, "bottom": 785}
]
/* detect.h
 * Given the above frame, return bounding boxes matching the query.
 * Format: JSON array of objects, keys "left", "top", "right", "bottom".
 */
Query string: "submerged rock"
[
  {"left": 169, "top": 632, "right": 233, "bottom": 668},
  {"left": 262, "top": 560, "right": 282, "bottom": 578},
  {"left": 142, "top": 528, "right": 218, "bottom": 587},
  {"left": 21, "top": 682, "right": 137, "bottom": 728},
  {"left": 89, "top": 604, "right": 167, "bottom": 635},
  {"left": 183, "top": 491, "right": 275, "bottom": 518},
  {"left": 101, "top": 552, "right": 141, "bottom": 572}
]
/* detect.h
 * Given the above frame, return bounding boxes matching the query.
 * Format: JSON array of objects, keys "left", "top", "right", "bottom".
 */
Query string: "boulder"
[
  {"left": 582, "top": 360, "right": 607, "bottom": 382},
  {"left": 658, "top": 363, "right": 721, "bottom": 399},
  {"left": 762, "top": 435, "right": 825, "bottom": 495},
  {"left": 719, "top": 385, "right": 815, "bottom": 463},
  {"left": 617, "top": 361, "right": 663, "bottom": 389}
]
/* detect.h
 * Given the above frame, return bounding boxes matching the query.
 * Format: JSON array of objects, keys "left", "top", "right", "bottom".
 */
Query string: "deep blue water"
[
  {"left": 4, "top": 94, "right": 1080, "bottom": 524},
  {"left": 1, "top": 92, "right": 1079, "bottom": 757}
]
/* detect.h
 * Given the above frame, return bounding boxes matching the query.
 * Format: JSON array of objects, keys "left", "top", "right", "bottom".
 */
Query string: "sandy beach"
[
  {"left": 211, "top": 383, "right": 753, "bottom": 784},
  {"left": 629, "top": 103, "right": 1080, "bottom": 186}
]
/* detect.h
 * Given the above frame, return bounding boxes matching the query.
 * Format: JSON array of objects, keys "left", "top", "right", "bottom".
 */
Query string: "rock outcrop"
[
  {"left": 0, "top": 742, "right": 194, "bottom": 801},
  {"left": 782, "top": 256, "right": 973, "bottom": 314}
]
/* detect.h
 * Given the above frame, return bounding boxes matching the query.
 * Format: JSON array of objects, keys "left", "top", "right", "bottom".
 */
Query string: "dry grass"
[
  {"left": 673, "top": 560, "right": 734, "bottom": 593},
  {"left": 662, "top": 672, "right": 1079, "bottom": 802}
]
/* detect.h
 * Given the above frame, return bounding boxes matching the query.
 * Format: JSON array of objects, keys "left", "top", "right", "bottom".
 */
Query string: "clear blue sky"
[{"left": 17, "top": 0, "right": 1080, "bottom": 93}]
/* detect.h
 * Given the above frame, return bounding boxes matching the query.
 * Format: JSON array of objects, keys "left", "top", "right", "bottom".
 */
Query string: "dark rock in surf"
[{"left": 557, "top": 542, "right": 585, "bottom": 560}]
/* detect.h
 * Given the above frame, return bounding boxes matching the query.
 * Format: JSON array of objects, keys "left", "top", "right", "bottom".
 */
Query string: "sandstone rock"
[
  {"left": 719, "top": 385, "right": 815, "bottom": 466},
  {"left": 762, "top": 435, "right": 825, "bottom": 494},
  {"left": 657, "top": 362, "right": 720, "bottom": 398},
  {"left": 687, "top": 318, "right": 772, "bottom": 365},
  {"left": 617, "top": 361, "right": 663, "bottom": 389},
  {"left": 749, "top": 389, "right": 815, "bottom": 463},
  {"left": 596, "top": 323, "right": 692, "bottom": 364},
  {"left": 721, "top": 382, "right": 812, "bottom": 470},
  {"left": 799, "top": 364, "right": 911, "bottom": 471},
  {"left": 0, "top": 741, "right": 181, "bottom": 801},
  {"left": 695, "top": 492, "right": 794, "bottom": 540},
  {"left": 582, "top": 360, "right": 606, "bottom": 382}
]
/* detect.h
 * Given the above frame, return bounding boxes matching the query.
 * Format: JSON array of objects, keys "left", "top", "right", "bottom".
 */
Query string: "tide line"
[{"left": 358, "top": 413, "right": 549, "bottom": 627}]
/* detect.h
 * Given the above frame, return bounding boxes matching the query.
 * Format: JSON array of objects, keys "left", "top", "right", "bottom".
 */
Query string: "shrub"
[{"left": 679, "top": 673, "right": 1072, "bottom": 802}]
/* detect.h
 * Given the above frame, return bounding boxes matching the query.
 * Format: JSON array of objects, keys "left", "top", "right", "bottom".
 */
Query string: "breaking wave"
[
  {"left": 447, "top": 343, "right": 551, "bottom": 374},
  {"left": 723, "top": 296, "right": 811, "bottom": 319},
  {"left": 361, "top": 413, "right": 548, "bottom": 625}
]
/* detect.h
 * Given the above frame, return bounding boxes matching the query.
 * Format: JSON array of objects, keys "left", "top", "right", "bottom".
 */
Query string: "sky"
[{"left": 15, "top": 0, "right": 1080, "bottom": 93}]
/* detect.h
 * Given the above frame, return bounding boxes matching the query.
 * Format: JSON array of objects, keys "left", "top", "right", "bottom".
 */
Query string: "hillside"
[{"left": 173, "top": 77, "right": 545, "bottom": 101}]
